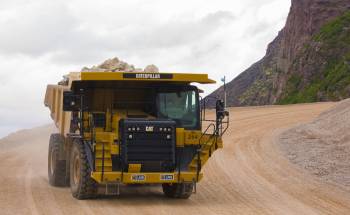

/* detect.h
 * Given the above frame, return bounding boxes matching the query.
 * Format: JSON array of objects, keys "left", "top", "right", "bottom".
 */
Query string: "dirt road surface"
[{"left": 1, "top": 102, "right": 350, "bottom": 215}]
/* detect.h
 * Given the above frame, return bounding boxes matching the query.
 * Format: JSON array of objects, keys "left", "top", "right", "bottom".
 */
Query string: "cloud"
[
  {"left": 0, "top": 5, "right": 235, "bottom": 65},
  {"left": 123, "top": 11, "right": 235, "bottom": 49},
  {"left": 0, "top": 2, "right": 76, "bottom": 55}
]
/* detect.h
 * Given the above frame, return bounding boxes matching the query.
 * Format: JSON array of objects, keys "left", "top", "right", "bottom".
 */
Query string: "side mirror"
[
  {"left": 63, "top": 91, "right": 81, "bottom": 111},
  {"left": 216, "top": 100, "right": 229, "bottom": 120}
]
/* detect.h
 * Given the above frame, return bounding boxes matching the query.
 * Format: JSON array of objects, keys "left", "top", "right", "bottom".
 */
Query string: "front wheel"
[
  {"left": 69, "top": 139, "right": 97, "bottom": 199},
  {"left": 162, "top": 183, "right": 193, "bottom": 199}
]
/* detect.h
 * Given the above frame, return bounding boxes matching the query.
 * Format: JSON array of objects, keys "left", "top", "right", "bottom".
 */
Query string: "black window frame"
[{"left": 155, "top": 86, "right": 200, "bottom": 130}]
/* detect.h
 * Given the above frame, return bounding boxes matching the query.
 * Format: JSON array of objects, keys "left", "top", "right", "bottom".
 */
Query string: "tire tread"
[
  {"left": 70, "top": 139, "right": 97, "bottom": 199},
  {"left": 48, "top": 133, "right": 68, "bottom": 187},
  {"left": 162, "top": 183, "right": 193, "bottom": 199}
]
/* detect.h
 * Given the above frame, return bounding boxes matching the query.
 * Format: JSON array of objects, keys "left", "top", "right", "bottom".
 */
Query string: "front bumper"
[{"left": 91, "top": 171, "right": 203, "bottom": 184}]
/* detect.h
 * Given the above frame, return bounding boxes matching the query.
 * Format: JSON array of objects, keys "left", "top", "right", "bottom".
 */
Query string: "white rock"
[{"left": 144, "top": 64, "right": 159, "bottom": 73}]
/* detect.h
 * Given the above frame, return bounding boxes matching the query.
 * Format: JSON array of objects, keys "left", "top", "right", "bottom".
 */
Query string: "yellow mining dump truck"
[{"left": 44, "top": 71, "right": 229, "bottom": 199}]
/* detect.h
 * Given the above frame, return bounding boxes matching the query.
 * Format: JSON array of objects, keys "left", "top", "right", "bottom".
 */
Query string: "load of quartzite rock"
[
  {"left": 58, "top": 57, "right": 159, "bottom": 85},
  {"left": 81, "top": 57, "right": 159, "bottom": 73}
]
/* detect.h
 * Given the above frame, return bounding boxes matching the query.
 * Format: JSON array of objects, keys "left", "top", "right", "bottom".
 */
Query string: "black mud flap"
[{"left": 83, "top": 143, "right": 94, "bottom": 171}]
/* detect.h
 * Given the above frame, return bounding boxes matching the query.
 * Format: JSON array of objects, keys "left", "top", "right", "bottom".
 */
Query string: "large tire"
[
  {"left": 69, "top": 139, "right": 97, "bottom": 199},
  {"left": 48, "top": 133, "right": 68, "bottom": 187},
  {"left": 162, "top": 183, "right": 193, "bottom": 199}
]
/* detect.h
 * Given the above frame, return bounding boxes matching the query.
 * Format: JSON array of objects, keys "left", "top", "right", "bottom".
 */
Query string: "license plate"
[
  {"left": 131, "top": 174, "right": 146, "bottom": 181},
  {"left": 160, "top": 174, "right": 174, "bottom": 181}
]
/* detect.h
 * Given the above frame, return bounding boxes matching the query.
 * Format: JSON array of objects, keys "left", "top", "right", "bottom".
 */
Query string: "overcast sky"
[{"left": 0, "top": 0, "right": 291, "bottom": 137}]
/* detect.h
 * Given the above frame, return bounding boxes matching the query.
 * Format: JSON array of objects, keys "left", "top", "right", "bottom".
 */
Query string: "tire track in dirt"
[{"left": 1, "top": 103, "right": 350, "bottom": 214}]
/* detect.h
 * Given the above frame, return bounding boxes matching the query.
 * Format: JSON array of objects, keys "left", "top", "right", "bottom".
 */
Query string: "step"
[
  {"left": 95, "top": 159, "right": 113, "bottom": 167},
  {"left": 95, "top": 151, "right": 112, "bottom": 158},
  {"left": 95, "top": 145, "right": 111, "bottom": 151},
  {"left": 95, "top": 166, "right": 112, "bottom": 172}
]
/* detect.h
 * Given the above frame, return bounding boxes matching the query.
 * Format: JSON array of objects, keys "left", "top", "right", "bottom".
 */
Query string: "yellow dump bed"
[
  {"left": 70, "top": 71, "right": 215, "bottom": 84},
  {"left": 44, "top": 84, "right": 71, "bottom": 135}
]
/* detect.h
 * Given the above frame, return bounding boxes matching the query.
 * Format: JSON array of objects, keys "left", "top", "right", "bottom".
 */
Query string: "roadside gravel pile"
[{"left": 278, "top": 99, "right": 350, "bottom": 190}]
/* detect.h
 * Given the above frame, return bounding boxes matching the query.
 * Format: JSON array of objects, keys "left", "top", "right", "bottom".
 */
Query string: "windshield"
[{"left": 157, "top": 90, "right": 199, "bottom": 129}]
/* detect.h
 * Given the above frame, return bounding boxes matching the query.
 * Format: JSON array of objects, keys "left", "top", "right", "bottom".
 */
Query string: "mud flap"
[
  {"left": 83, "top": 143, "right": 94, "bottom": 171},
  {"left": 57, "top": 135, "right": 66, "bottom": 160}
]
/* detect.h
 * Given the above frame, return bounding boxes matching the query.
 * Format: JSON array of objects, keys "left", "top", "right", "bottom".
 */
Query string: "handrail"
[
  {"left": 216, "top": 111, "right": 229, "bottom": 136},
  {"left": 101, "top": 140, "right": 105, "bottom": 182},
  {"left": 196, "top": 123, "right": 216, "bottom": 181},
  {"left": 90, "top": 113, "right": 96, "bottom": 172},
  {"left": 200, "top": 96, "right": 220, "bottom": 123},
  {"left": 199, "top": 123, "right": 216, "bottom": 144}
]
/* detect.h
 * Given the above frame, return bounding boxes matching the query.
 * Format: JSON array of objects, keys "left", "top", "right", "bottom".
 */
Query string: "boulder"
[{"left": 144, "top": 64, "right": 159, "bottom": 73}]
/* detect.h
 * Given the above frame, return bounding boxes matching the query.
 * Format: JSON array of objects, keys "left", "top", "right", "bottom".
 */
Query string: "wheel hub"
[
  {"left": 73, "top": 153, "right": 81, "bottom": 185},
  {"left": 50, "top": 150, "right": 56, "bottom": 176}
]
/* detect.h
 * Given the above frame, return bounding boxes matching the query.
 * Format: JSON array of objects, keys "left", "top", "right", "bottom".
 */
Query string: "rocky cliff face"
[{"left": 209, "top": 0, "right": 350, "bottom": 106}]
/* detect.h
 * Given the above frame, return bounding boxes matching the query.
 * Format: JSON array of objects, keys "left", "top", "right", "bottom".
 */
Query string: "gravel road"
[{"left": 2, "top": 102, "right": 350, "bottom": 214}]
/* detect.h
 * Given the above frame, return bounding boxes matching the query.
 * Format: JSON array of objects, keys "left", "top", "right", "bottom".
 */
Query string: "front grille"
[{"left": 119, "top": 119, "right": 176, "bottom": 172}]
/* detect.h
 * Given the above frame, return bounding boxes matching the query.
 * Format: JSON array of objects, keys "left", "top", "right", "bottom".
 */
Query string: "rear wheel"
[
  {"left": 70, "top": 139, "right": 97, "bottom": 199},
  {"left": 48, "top": 133, "right": 68, "bottom": 187},
  {"left": 162, "top": 183, "right": 193, "bottom": 199}
]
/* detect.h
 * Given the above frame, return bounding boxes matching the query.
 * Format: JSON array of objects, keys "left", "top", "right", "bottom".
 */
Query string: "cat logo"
[
  {"left": 135, "top": 73, "right": 161, "bottom": 79},
  {"left": 145, "top": 126, "right": 154, "bottom": 132},
  {"left": 123, "top": 73, "right": 173, "bottom": 79}
]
